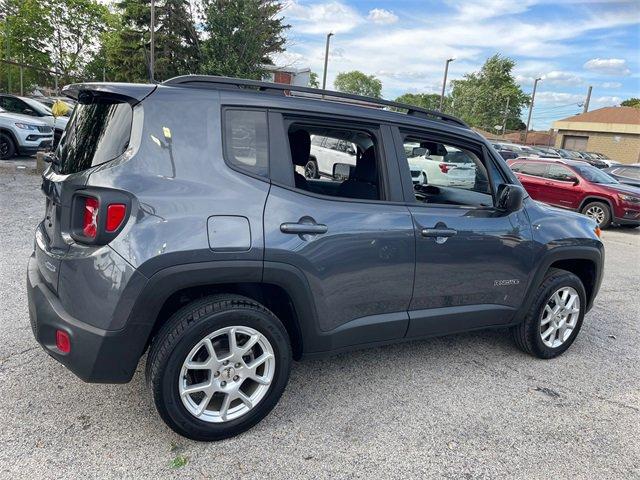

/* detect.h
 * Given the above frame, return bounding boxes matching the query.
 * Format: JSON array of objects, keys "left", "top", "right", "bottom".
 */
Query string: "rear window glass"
[
  {"left": 223, "top": 109, "right": 268, "bottom": 177},
  {"left": 57, "top": 97, "right": 132, "bottom": 174}
]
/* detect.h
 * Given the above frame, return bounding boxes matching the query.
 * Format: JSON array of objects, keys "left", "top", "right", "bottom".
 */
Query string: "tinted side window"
[
  {"left": 620, "top": 168, "right": 640, "bottom": 180},
  {"left": 547, "top": 165, "right": 576, "bottom": 181},
  {"left": 224, "top": 109, "right": 268, "bottom": 177},
  {"left": 514, "top": 162, "right": 547, "bottom": 177}
]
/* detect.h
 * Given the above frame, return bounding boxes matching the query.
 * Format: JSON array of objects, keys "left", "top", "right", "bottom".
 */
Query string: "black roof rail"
[{"left": 163, "top": 75, "right": 469, "bottom": 129}]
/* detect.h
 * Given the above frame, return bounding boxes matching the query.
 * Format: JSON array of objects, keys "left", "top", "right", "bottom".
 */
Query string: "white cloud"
[
  {"left": 284, "top": 1, "right": 363, "bottom": 34},
  {"left": 367, "top": 8, "right": 398, "bottom": 25},
  {"left": 448, "top": 0, "right": 536, "bottom": 21},
  {"left": 583, "top": 58, "right": 631, "bottom": 76},
  {"left": 600, "top": 81, "right": 622, "bottom": 89}
]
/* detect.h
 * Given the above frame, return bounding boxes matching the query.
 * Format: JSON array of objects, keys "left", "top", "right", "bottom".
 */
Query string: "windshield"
[
  {"left": 573, "top": 164, "right": 618, "bottom": 184},
  {"left": 21, "top": 96, "right": 52, "bottom": 115}
]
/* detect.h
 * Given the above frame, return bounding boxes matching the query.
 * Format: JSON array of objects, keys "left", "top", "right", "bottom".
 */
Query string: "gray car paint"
[{"left": 28, "top": 81, "right": 604, "bottom": 383}]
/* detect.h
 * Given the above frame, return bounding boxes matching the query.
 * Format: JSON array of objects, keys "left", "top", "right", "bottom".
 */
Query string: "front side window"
[
  {"left": 547, "top": 165, "right": 576, "bottom": 182},
  {"left": 400, "top": 134, "right": 493, "bottom": 206},
  {"left": 223, "top": 109, "right": 269, "bottom": 177}
]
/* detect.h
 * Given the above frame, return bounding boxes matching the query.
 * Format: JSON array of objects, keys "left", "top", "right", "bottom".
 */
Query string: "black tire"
[
  {"left": 581, "top": 201, "right": 612, "bottom": 229},
  {"left": 304, "top": 158, "right": 319, "bottom": 179},
  {"left": 147, "top": 294, "right": 292, "bottom": 441},
  {"left": 512, "top": 268, "right": 586, "bottom": 359},
  {"left": 0, "top": 132, "right": 16, "bottom": 160}
]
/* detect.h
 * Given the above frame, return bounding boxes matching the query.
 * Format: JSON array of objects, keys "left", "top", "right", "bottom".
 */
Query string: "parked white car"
[
  {"left": 0, "top": 94, "right": 68, "bottom": 147},
  {"left": 303, "top": 135, "right": 358, "bottom": 178},
  {"left": 407, "top": 144, "right": 476, "bottom": 188},
  {"left": 0, "top": 107, "right": 54, "bottom": 159}
]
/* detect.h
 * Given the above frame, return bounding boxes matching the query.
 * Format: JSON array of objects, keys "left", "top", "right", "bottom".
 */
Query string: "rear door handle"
[
  {"left": 280, "top": 223, "right": 328, "bottom": 235},
  {"left": 421, "top": 228, "right": 457, "bottom": 238}
]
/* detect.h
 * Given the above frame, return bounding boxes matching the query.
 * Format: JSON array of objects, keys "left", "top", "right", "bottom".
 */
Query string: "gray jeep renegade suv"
[{"left": 27, "top": 76, "right": 604, "bottom": 441}]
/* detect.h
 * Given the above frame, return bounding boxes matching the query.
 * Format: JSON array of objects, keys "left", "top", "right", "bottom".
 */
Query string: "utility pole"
[
  {"left": 321, "top": 32, "right": 333, "bottom": 90},
  {"left": 583, "top": 85, "right": 592, "bottom": 113},
  {"left": 524, "top": 77, "right": 542, "bottom": 144},
  {"left": 19, "top": 54, "right": 23, "bottom": 95},
  {"left": 439, "top": 58, "right": 455, "bottom": 111},
  {"left": 5, "top": 17, "right": 11, "bottom": 93},
  {"left": 149, "top": 0, "right": 155, "bottom": 82},
  {"left": 501, "top": 96, "right": 510, "bottom": 138}
]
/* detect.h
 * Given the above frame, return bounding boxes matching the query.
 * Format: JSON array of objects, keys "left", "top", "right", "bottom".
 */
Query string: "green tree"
[
  {"left": 113, "top": 0, "right": 200, "bottom": 82},
  {"left": 334, "top": 71, "right": 382, "bottom": 97},
  {"left": 395, "top": 93, "right": 443, "bottom": 110},
  {"left": 309, "top": 71, "right": 319, "bottom": 88},
  {"left": 449, "top": 54, "right": 529, "bottom": 131},
  {"left": 49, "top": 0, "right": 109, "bottom": 83},
  {"left": 0, "top": 0, "right": 53, "bottom": 93},
  {"left": 200, "top": 0, "right": 289, "bottom": 79},
  {"left": 621, "top": 98, "right": 640, "bottom": 108}
]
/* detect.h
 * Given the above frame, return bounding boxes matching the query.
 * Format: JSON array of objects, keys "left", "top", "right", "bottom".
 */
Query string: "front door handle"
[
  {"left": 421, "top": 228, "right": 457, "bottom": 238},
  {"left": 280, "top": 222, "right": 328, "bottom": 235}
]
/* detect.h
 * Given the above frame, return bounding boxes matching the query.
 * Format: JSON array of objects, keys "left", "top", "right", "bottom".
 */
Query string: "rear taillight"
[
  {"left": 82, "top": 197, "right": 99, "bottom": 238},
  {"left": 106, "top": 204, "right": 126, "bottom": 232},
  {"left": 439, "top": 163, "right": 450, "bottom": 174}
]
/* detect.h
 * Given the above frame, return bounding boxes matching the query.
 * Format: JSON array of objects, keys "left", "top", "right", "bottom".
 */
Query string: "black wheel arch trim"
[
  {"left": 513, "top": 244, "right": 604, "bottom": 324},
  {"left": 578, "top": 196, "right": 614, "bottom": 213}
]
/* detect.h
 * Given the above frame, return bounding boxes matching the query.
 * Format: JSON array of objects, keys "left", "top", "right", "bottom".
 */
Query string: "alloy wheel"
[
  {"left": 178, "top": 326, "right": 275, "bottom": 423},
  {"left": 585, "top": 205, "right": 606, "bottom": 225},
  {"left": 540, "top": 286, "right": 581, "bottom": 348},
  {"left": 304, "top": 160, "right": 317, "bottom": 179}
]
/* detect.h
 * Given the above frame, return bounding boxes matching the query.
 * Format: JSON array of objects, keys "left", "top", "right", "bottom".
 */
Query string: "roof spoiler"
[{"left": 62, "top": 83, "right": 157, "bottom": 104}]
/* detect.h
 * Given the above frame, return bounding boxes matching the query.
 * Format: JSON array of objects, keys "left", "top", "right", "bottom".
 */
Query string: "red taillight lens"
[
  {"left": 439, "top": 163, "right": 450, "bottom": 174},
  {"left": 82, "top": 197, "right": 99, "bottom": 238},
  {"left": 56, "top": 330, "right": 71, "bottom": 353},
  {"left": 106, "top": 204, "right": 126, "bottom": 232}
]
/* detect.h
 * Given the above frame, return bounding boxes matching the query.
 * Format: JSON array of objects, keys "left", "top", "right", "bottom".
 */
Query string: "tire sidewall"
[
  {"left": 530, "top": 273, "right": 587, "bottom": 358},
  {"left": 155, "top": 307, "right": 291, "bottom": 441}
]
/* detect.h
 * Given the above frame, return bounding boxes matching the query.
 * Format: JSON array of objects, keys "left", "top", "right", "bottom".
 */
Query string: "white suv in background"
[
  {"left": 0, "top": 107, "right": 54, "bottom": 159},
  {"left": 306, "top": 135, "right": 358, "bottom": 178},
  {"left": 0, "top": 94, "right": 68, "bottom": 147},
  {"left": 406, "top": 142, "right": 477, "bottom": 188}
]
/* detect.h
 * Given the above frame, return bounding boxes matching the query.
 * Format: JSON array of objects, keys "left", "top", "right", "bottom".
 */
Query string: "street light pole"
[
  {"left": 439, "top": 58, "right": 454, "bottom": 111},
  {"left": 150, "top": 0, "right": 155, "bottom": 82},
  {"left": 321, "top": 33, "right": 334, "bottom": 90},
  {"left": 524, "top": 77, "right": 541, "bottom": 144}
]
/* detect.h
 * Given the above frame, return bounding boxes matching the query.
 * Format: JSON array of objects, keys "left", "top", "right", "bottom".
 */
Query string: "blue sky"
[{"left": 274, "top": 0, "right": 640, "bottom": 129}]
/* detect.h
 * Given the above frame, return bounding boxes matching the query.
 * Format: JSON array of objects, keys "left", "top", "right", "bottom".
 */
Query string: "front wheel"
[
  {"left": 581, "top": 201, "right": 611, "bottom": 229},
  {"left": 512, "top": 269, "right": 586, "bottom": 359},
  {"left": 304, "top": 158, "right": 319, "bottom": 179},
  {"left": 0, "top": 133, "right": 16, "bottom": 160},
  {"left": 147, "top": 295, "right": 292, "bottom": 441}
]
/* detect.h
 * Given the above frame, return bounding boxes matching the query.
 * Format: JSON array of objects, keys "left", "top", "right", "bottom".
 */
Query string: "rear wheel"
[
  {"left": 304, "top": 158, "right": 319, "bottom": 179},
  {"left": 581, "top": 201, "right": 611, "bottom": 229},
  {"left": 0, "top": 133, "right": 16, "bottom": 160},
  {"left": 512, "top": 268, "right": 586, "bottom": 359},
  {"left": 147, "top": 295, "right": 292, "bottom": 441}
]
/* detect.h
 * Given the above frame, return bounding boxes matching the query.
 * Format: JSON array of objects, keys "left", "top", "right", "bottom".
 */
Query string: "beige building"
[{"left": 553, "top": 106, "right": 640, "bottom": 164}]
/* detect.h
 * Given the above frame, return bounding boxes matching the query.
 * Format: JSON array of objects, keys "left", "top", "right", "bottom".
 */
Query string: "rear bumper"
[{"left": 27, "top": 253, "right": 146, "bottom": 383}]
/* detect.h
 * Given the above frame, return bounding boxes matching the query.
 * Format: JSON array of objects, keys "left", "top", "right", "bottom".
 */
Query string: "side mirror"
[
  {"left": 496, "top": 184, "right": 525, "bottom": 213},
  {"left": 571, "top": 177, "right": 580, "bottom": 186},
  {"left": 346, "top": 146, "right": 356, "bottom": 155},
  {"left": 23, "top": 108, "right": 35, "bottom": 115},
  {"left": 333, "top": 162, "right": 353, "bottom": 181}
]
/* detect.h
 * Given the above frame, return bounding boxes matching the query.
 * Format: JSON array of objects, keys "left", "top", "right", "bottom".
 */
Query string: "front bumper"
[{"left": 27, "top": 253, "right": 146, "bottom": 383}]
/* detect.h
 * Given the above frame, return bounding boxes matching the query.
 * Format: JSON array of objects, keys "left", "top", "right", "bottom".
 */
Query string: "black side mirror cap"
[{"left": 496, "top": 184, "right": 526, "bottom": 213}]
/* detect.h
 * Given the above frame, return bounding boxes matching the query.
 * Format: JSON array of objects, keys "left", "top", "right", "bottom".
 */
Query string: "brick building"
[{"left": 553, "top": 106, "right": 640, "bottom": 164}]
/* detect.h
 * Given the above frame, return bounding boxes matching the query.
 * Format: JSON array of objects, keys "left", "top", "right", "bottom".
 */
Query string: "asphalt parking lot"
[{"left": 0, "top": 158, "right": 638, "bottom": 479}]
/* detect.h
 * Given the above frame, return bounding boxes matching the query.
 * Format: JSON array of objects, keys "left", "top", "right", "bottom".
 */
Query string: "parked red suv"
[{"left": 508, "top": 157, "right": 640, "bottom": 228}]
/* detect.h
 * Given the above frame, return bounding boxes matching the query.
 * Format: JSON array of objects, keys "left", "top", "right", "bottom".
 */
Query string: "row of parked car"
[
  {"left": 0, "top": 93, "right": 73, "bottom": 159},
  {"left": 491, "top": 141, "right": 615, "bottom": 169}
]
